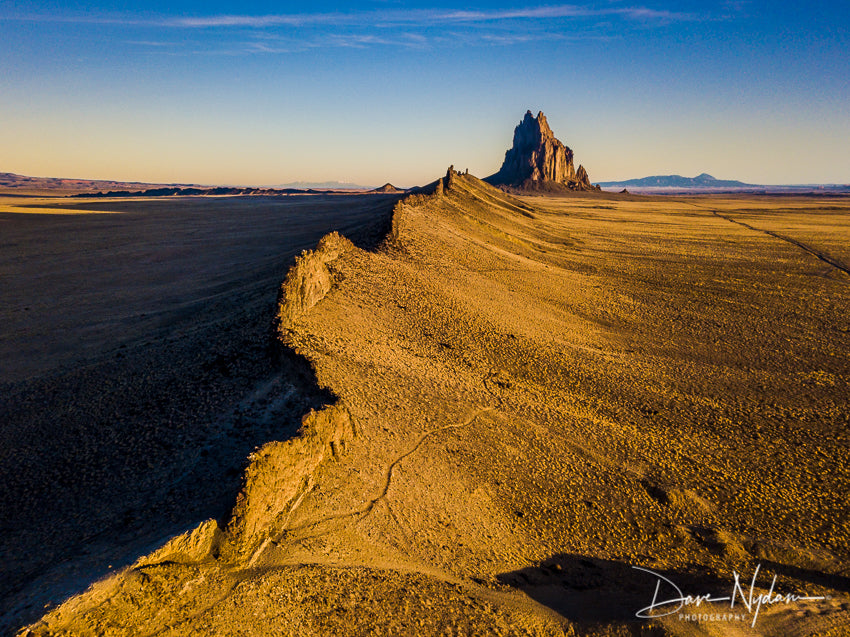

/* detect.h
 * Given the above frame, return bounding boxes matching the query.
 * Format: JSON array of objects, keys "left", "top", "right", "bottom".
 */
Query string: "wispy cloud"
[
  {"left": 3, "top": 4, "right": 700, "bottom": 29},
  {"left": 126, "top": 40, "right": 175, "bottom": 47},
  {"left": 166, "top": 14, "right": 340, "bottom": 28},
  {"left": 239, "top": 32, "right": 431, "bottom": 54},
  {"left": 163, "top": 5, "right": 700, "bottom": 29},
  {"left": 437, "top": 6, "right": 597, "bottom": 21},
  {"left": 2, "top": 4, "right": 707, "bottom": 55},
  {"left": 614, "top": 7, "right": 693, "bottom": 22}
]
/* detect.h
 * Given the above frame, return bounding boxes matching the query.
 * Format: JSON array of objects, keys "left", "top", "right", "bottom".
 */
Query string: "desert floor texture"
[{"left": 2, "top": 176, "right": 849, "bottom": 636}]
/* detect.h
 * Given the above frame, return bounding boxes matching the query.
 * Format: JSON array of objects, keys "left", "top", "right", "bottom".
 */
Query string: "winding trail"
[
  {"left": 283, "top": 407, "right": 495, "bottom": 535},
  {"left": 711, "top": 209, "right": 850, "bottom": 278}
]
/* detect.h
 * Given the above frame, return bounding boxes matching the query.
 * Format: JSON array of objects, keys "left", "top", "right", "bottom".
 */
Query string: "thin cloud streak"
[
  {"left": 1, "top": 4, "right": 703, "bottom": 55},
  {"left": 1, "top": 4, "right": 709, "bottom": 29},
  {"left": 439, "top": 6, "right": 595, "bottom": 21},
  {"left": 168, "top": 14, "right": 336, "bottom": 27},
  {"left": 156, "top": 5, "right": 702, "bottom": 29}
]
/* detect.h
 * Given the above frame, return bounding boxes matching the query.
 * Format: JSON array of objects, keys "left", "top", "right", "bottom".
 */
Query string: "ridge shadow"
[
  {"left": 0, "top": 193, "right": 401, "bottom": 633},
  {"left": 498, "top": 554, "right": 733, "bottom": 627}
]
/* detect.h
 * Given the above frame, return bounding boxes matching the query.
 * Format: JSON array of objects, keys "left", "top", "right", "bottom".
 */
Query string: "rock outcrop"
[
  {"left": 575, "top": 164, "right": 593, "bottom": 190},
  {"left": 274, "top": 232, "right": 352, "bottom": 331},
  {"left": 486, "top": 110, "right": 600, "bottom": 191}
]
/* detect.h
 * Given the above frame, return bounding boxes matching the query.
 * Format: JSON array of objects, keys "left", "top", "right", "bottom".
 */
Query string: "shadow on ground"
[
  {"left": 0, "top": 194, "right": 399, "bottom": 632},
  {"left": 497, "top": 554, "right": 733, "bottom": 630}
]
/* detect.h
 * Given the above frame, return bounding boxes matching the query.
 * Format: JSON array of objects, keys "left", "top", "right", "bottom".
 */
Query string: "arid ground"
[{"left": 3, "top": 178, "right": 849, "bottom": 636}]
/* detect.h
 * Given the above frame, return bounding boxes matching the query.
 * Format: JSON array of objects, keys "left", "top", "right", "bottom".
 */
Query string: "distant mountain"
[
  {"left": 599, "top": 173, "right": 756, "bottom": 189},
  {"left": 272, "top": 180, "right": 373, "bottom": 190},
  {"left": 0, "top": 171, "right": 200, "bottom": 193}
]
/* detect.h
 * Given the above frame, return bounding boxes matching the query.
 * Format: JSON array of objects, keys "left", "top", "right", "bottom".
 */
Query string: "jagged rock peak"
[
  {"left": 576, "top": 165, "right": 591, "bottom": 188},
  {"left": 445, "top": 165, "right": 456, "bottom": 190},
  {"left": 521, "top": 110, "right": 553, "bottom": 139},
  {"left": 487, "top": 110, "right": 600, "bottom": 191}
]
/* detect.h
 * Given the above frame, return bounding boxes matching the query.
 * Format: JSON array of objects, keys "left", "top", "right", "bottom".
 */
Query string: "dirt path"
[{"left": 711, "top": 209, "right": 850, "bottom": 277}]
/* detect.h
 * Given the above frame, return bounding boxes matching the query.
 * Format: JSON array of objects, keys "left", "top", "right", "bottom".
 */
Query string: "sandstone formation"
[{"left": 486, "top": 110, "right": 600, "bottom": 191}]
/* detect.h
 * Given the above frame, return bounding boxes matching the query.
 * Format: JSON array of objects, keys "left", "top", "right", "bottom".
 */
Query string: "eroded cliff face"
[{"left": 487, "top": 110, "right": 599, "bottom": 191}]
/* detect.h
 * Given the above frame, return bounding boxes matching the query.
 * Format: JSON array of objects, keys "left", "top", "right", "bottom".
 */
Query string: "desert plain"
[{"left": 1, "top": 175, "right": 849, "bottom": 635}]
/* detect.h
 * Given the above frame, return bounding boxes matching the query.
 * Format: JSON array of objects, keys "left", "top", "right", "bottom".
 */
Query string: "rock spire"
[{"left": 487, "top": 110, "right": 598, "bottom": 191}]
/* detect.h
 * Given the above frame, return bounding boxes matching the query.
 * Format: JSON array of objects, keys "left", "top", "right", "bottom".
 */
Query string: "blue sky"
[{"left": 1, "top": 1, "right": 848, "bottom": 186}]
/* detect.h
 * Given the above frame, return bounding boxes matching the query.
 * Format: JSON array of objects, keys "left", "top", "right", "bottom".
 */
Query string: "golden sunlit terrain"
[{"left": 6, "top": 176, "right": 850, "bottom": 636}]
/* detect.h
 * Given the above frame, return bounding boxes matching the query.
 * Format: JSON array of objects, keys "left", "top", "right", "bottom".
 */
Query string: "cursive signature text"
[{"left": 634, "top": 564, "right": 826, "bottom": 627}]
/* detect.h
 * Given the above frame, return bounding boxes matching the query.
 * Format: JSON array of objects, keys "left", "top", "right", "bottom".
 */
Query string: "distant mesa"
[
  {"left": 599, "top": 173, "right": 756, "bottom": 189},
  {"left": 598, "top": 173, "right": 850, "bottom": 194},
  {"left": 486, "top": 110, "right": 600, "bottom": 192}
]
